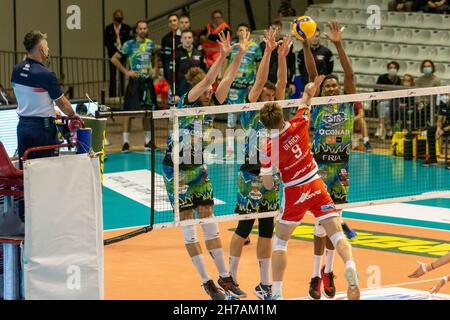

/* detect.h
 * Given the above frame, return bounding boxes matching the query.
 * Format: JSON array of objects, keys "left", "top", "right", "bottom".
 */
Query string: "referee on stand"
[{"left": 11, "top": 31, "right": 77, "bottom": 168}]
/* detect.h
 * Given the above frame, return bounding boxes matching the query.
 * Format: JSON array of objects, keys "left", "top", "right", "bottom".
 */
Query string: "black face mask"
[{"left": 114, "top": 17, "right": 123, "bottom": 23}]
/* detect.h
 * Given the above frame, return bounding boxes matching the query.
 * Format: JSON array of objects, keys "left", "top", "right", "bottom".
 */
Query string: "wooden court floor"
[{"left": 103, "top": 215, "right": 450, "bottom": 300}]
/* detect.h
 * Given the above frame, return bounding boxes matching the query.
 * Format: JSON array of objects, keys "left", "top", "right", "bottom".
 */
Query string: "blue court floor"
[{"left": 103, "top": 151, "right": 450, "bottom": 232}]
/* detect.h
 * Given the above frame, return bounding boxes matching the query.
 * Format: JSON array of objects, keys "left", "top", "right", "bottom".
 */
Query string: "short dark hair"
[
  {"left": 270, "top": 20, "right": 282, "bottom": 28},
  {"left": 23, "top": 31, "right": 47, "bottom": 53},
  {"left": 421, "top": 59, "right": 436, "bottom": 73},
  {"left": 168, "top": 13, "right": 179, "bottom": 20},
  {"left": 135, "top": 20, "right": 148, "bottom": 31},
  {"left": 387, "top": 61, "right": 400, "bottom": 70},
  {"left": 179, "top": 13, "right": 191, "bottom": 20},
  {"left": 264, "top": 81, "right": 276, "bottom": 91},
  {"left": 181, "top": 29, "right": 194, "bottom": 37},
  {"left": 320, "top": 74, "right": 340, "bottom": 95},
  {"left": 237, "top": 23, "right": 250, "bottom": 31},
  {"left": 211, "top": 10, "right": 223, "bottom": 18}
]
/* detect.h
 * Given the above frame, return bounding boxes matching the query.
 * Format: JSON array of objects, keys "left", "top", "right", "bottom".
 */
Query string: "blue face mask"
[{"left": 423, "top": 67, "right": 433, "bottom": 75}]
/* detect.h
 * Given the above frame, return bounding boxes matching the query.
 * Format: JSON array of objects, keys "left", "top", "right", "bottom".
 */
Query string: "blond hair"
[
  {"left": 185, "top": 67, "right": 206, "bottom": 87},
  {"left": 260, "top": 102, "right": 284, "bottom": 130}
]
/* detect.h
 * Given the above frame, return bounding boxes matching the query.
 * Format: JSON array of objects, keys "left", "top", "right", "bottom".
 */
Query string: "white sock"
[
  {"left": 259, "top": 258, "right": 271, "bottom": 286},
  {"left": 123, "top": 132, "right": 130, "bottom": 144},
  {"left": 363, "top": 137, "right": 369, "bottom": 144},
  {"left": 313, "top": 255, "right": 323, "bottom": 278},
  {"left": 229, "top": 256, "right": 240, "bottom": 283},
  {"left": 145, "top": 131, "right": 151, "bottom": 144},
  {"left": 192, "top": 254, "right": 211, "bottom": 283},
  {"left": 324, "top": 249, "right": 335, "bottom": 273},
  {"left": 273, "top": 281, "right": 283, "bottom": 295},
  {"left": 345, "top": 260, "right": 356, "bottom": 270},
  {"left": 209, "top": 248, "right": 229, "bottom": 278}
]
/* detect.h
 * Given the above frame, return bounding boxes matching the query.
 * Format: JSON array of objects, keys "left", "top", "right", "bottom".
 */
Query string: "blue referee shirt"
[{"left": 11, "top": 58, "right": 63, "bottom": 118}]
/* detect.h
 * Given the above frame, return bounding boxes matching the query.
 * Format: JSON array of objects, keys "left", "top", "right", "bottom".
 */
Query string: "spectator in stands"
[
  {"left": 0, "top": 84, "right": 15, "bottom": 105},
  {"left": 179, "top": 13, "right": 201, "bottom": 49},
  {"left": 354, "top": 102, "right": 372, "bottom": 152},
  {"left": 171, "top": 30, "right": 206, "bottom": 103},
  {"left": 389, "top": 0, "right": 415, "bottom": 11},
  {"left": 260, "top": 20, "right": 296, "bottom": 98},
  {"left": 416, "top": 59, "right": 441, "bottom": 88},
  {"left": 161, "top": 14, "right": 182, "bottom": 88},
  {"left": 297, "top": 28, "right": 334, "bottom": 90},
  {"left": 104, "top": 9, "right": 132, "bottom": 98},
  {"left": 375, "top": 61, "right": 402, "bottom": 139},
  {"left": 200, "top": 10, "right": 232, "bottom": 68},
  {"left": 111, "top": 20, "right": 159, "bottom": 153},
  {"left": 415, "top": 0, "right": 450, "bottom": 13},
  {"left": 277, "top": 0, "right": 297, "bottom": 17}
]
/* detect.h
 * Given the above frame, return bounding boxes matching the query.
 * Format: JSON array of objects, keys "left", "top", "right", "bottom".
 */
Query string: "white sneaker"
[{"left": 344, "top": 267, "right": 360, "bottom": 300}]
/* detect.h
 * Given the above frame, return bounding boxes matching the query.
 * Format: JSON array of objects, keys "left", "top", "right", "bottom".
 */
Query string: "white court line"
[{"left": 290, "top": 277, "right": 445, "bottom": 300}]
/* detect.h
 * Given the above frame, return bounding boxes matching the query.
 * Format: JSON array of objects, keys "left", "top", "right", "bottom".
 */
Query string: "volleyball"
[{"left": 292, "top": 16, "right": 317, "bottom": 41}]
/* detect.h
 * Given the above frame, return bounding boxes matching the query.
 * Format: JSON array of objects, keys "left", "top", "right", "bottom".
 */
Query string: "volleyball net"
[{"left": 101, "top": 85, "right": 450, "bottom": 243}]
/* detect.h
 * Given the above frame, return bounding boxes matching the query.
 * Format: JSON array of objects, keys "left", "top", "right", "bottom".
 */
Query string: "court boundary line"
[{"left": 290, "top": 277, "right": 446, "bottom": 300}]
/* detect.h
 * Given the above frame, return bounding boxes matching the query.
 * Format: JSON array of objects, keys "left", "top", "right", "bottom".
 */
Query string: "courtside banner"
[{"left": 23, "top": 154, "right": 104, "bottom": 300}]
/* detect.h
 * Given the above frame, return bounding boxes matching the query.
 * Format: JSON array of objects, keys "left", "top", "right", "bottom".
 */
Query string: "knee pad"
[
  {"left": 235, "top": 219, "right": 255, "bottom": 239},
  {"left": 314, "top": 222, "right": 327, "bottom": 238},
  {"left": 183, "top": 225, "right": 198, "bottom": 245},
  {"left": 330, "top": 231, "right": 345, "bottom": 248},
  {"left": 201, "top": 223, "right": 220, "bottom": 241},
  {"left": 273, "top": 235, "right": 288, "bottom": 252},
  {"left": 258, "top": 218, "right": 274, "bottom": 239}
]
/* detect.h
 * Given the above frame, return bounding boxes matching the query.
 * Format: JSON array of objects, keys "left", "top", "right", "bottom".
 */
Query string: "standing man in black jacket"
[
  {"left": 104, "top": 9, "right": 132, "bottom": 97},
  {"left": 171, "top": 30, "right": 206, "bottom": 103},
  {"left": 161, "top": 13, "right": 182, "bottom": 103}
]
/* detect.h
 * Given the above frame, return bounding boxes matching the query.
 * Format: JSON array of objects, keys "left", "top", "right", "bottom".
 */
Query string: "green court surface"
[{"left": 103, "top": 151, "right": 450, "bottom": 231}]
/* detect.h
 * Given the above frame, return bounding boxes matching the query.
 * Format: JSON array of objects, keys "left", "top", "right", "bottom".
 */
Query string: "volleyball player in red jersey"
[{"left": 259, "top": 75, "right": 360, "bottom": 300}]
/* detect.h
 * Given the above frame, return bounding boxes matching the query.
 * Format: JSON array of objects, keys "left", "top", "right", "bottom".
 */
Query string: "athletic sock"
[
  {"left": 229, "top": 256, "right": 240, "bottom": 283},
  {"left": 345, "top": 260, "right": 356, "bottom": 271},
  {"left": 144, "top": 131, "right": 151, "bottom": 145},
  {"left": 273, "top": 281, "right": 283, "bottom": 296},
  {"left": 192, "top": 254, "right": 211, "bottom": 283},
  {"left": 123, "top": 132, "right": 130, "bottom": 144},
  {"left": 324, "top": 249, "right": 335, "bottom": 273},
  {"left": 258, "top": 258, "right": 271, "bottom": 286},
  {"left": 209, "top": 248, "right": 229, "bottom": 278},
  {"left": 313, "top": 255, "right": 323, "bottom": 278}
]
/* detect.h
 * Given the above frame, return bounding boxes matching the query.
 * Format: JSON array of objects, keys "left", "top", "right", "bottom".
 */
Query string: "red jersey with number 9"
[{"left": 260, "top": 105, "right": 318, "bottom": 188}]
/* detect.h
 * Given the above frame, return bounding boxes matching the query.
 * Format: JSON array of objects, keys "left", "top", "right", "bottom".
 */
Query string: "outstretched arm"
[
  {"left": 275, "top": 35, "right": 294, "bottom": 101},
  {"left": 248, "top": 29, "right": 278, "bottom": 103},
  {"left": 187, "top": 32, "right": 237, "bottom": 103},
  {"left": 301, "top": 75, "right": 326, "bottom": 107},
  {"left": 408, "top": 252, "right": 450, "bottom": 279},
  {"left": 215, "top": 31, "right": 250, "bottom": 104},
  {"left": 325, "top": 21, "right": 356, "bottom": 94}
]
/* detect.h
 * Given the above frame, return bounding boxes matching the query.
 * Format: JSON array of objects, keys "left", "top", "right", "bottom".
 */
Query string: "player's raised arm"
[
  {"left": 247, "top": 29, "right": 278, "bottom": 103},
  {"left": 275, "top": 35, "right": 294, "bottom": 101},
  {"left": 188, "top": 32, "right": 237, "bottom": 103},
  {"left": 302, "top": 39, "right": 319, "bottom": 88},
  {"left": 408, "top": 252, "right": 450, "bottom": 279},
  {"left": 301, "top": 75, "right": 325, "bottom": 108},
  {"left": 215, "top": 30, "right": 250, "bottom": 104},
  {"left": 325, "top": 21, "right": 356, "bottom": 94}
]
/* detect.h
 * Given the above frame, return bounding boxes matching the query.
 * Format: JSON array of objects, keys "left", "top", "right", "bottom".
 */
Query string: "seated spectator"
[
  {"left": 375, "top": 61, "right": 402, "bottom": 139},
  {"left": 415, "top": 0, "right": 450, "bottom": 13},
  {"left": 415, "top": 60, "right": 441, "bottom": 128},
  {"left": 278, "top": 0, "right": 297, "bottom": 17},
  {"left": 389, "top": 0, "right": 414, "bottom": 11}
]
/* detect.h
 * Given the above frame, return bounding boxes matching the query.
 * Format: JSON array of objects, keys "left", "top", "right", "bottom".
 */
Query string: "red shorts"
[{"left": 279, "top": 175, "right": 339, "bottom": 225}]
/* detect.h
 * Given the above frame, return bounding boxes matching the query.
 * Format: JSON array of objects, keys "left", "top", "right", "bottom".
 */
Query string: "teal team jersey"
[
  {"left": 310, "top": 102, "right": 354, "bottom": 163},
  {"left": 228, "top": 41, "right": 262, "bottom": 89},
  {"left": 121, "top": 38, "right": 154, "bottom": 79}
]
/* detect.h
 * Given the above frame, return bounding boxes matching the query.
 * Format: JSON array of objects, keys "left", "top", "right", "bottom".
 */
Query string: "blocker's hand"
[
  {"left": 408, "top": 260, "right": 430, "bottom": 279},
  {"left": 430, "top": 277, "right": 448, "bottom": 294}
]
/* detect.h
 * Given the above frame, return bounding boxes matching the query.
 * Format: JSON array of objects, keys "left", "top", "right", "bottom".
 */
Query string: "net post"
[
  {"left": 172, "top": 109, "right": 181, "bottom": 226},
  {"left": 150, "top": 110, "right": 155, "bottom": 228}
]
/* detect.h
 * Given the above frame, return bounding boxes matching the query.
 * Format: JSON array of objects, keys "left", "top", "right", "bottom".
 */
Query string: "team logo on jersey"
[
  {"left": 295, "top": 189, "right": 322, "bottom": 205},
  {"left": 322, "top": 112, "right": 347, "bottom": 128}
]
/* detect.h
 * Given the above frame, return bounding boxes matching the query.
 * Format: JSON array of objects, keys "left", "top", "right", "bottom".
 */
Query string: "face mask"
[
  {"left": 423, "top": 67, "right": 433, "bottom": 74},
  {"left": 441, "top": 95, "right": 449, "bottom": 104},
  {"left": 388, "top": 68, "right": 397, "bottom": 77},
  {"left": 114, "top": 17, "right": 123, "bottom": 23}
]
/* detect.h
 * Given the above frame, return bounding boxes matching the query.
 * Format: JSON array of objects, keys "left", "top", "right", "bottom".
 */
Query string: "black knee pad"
[
  {"left": 235, "top": 219, "right": 255, "bottom": 239},
  {"left": 258, "top": 217, "right": 274, "bottom": 239}
]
